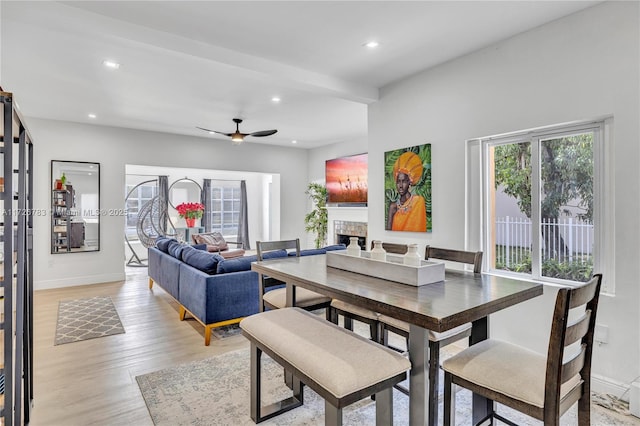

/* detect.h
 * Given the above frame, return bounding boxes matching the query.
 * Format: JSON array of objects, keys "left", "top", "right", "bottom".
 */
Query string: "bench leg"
[
  {"left": 250, "top": 343, "right": 262, "bottom": 423},
  {"left": 375, "top": 387, "right": 393, "bottom": 425},
  {"left": 443, "top": 372, "right": 455, "bottom": 426},
  {"left": 251, "top": 343, "right": 303, "bottom": 423},
  {"left": 325, "top": 401, "right": 342, "bottom": 426}
]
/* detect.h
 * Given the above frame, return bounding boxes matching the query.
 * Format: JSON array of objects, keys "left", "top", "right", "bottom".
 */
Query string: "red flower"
[{"left": 176, "top": 202, "right": 204, "bottom": 219}]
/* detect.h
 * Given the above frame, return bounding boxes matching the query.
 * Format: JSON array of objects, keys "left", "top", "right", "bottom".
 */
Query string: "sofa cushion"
[
  {"left": 288, "top": 244, "right": 346, "bottom": 256},
  {"left": 296, "top": 248, "right": 326, "bottom": 256},
  {"left": 167, "top": 240, "right": 188, "bottom": 259},
  {"left": 156, "top": 237, "right": 176, "bottom": 253},
  {"left": 182, "top": 246, "right": 225, "bottom": 275},
  {"left": 193, "top": 232, "right": 228, "bottom": 252},
  {"left": 217, "top": 249, "right": 288, "bottom": 274}
]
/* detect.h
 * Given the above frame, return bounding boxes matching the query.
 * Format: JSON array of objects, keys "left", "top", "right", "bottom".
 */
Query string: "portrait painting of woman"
[{"left": 384, "top": 145, "right": 432, "bottom": 232}]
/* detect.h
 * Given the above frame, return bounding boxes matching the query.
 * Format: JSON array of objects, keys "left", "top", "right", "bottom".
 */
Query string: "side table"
[{"left": 177, "top": 226, "right": 205, "bottom": 243}]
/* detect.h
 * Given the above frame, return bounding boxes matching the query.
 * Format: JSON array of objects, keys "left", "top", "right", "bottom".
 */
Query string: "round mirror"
[{"left": 168, "top": 178, "right": 202, "bottom": 209}]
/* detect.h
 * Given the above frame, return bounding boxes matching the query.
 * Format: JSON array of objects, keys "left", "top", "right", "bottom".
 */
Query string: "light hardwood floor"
[{"left": 30, "top": 266, "right": 248, "bottom": 426}]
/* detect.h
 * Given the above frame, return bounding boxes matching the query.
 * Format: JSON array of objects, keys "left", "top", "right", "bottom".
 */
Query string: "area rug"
[
  {"left": 211, "top": 323, "right": 242, "bottom": 339},
  {"left": 54, "top": 295, "right": 125, "bottom": 345},
  {"left": 136, "top": 348, "right": 637, "bottom": 426}
]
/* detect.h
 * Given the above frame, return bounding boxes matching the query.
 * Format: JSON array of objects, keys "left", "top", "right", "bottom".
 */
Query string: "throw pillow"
[
  {"left": 167, "top": 240, "right": 187, "bottom": 259},
  {"left": 182, "top": 248, "right": 225, "bottom": 275},
  {"left": 193, "top": 233, "right": 229, "bottom": 252},
  {"left": 156, "top": 237, "right": 176, "bottom": 253}
]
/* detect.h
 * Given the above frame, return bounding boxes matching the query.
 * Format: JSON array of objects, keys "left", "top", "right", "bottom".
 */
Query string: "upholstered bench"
[{"left": 240, "top": 307, "right": 411, "bottom": 425}]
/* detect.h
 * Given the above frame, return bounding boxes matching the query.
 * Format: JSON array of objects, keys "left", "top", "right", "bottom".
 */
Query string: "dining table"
[{"left": 251, "top": 253, "right": 543, "bottom": 426}]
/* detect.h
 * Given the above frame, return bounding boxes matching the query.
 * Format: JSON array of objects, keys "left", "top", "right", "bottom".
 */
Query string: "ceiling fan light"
[{"left": 231, "top": 133, "right": 244, "bottom": 144}]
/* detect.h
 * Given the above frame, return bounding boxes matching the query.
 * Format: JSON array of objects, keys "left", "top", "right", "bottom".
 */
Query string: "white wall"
[
  {"left": 30, "top": 119, "right": 309, "bottom": 289},
  {"left": 364, "top": 2, "right": 639, "bottom": 396}
]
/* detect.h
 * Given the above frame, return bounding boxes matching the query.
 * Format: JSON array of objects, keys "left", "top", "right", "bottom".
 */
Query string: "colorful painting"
[
  {"left": 384, "top": 144, "right": 431, "bottom": 232},
  {"left": 325, "top": 153, "right": 368, "bottom": 204}
]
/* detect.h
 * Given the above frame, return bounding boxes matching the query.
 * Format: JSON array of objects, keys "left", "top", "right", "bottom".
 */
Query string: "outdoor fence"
[{"left": 495, "top": 216, "right": 593, "bottom": 267}]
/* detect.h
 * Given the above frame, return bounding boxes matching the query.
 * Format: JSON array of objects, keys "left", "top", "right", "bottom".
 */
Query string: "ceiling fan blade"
[
  {"left": 196, "top": 126, "right": 232, "bottom": 137},
  {"left": 249, "top": 129, "right": 278, "bottom": 137}
]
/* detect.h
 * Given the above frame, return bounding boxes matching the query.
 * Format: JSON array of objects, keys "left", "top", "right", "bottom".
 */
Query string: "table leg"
[
  {"left": 284, "top": 283, "right": 297, "bottom": 388},
  {"left": 285, "top": 283, "right": 297, "bottom": 308},
  {"left": 409, "top": 324, "right": 429, "bottom": 426},
  {"left": 471, "top": 317, "right": 493, "bottom": 424}
]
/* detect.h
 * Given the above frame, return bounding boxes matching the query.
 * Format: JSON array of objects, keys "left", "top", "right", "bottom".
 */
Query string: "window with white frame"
[
  {"left": 473, "top": 120, "right": 612, "bottom": 287},
  {"left": 205, "top": 182, "right": 241, "bottom": 238},
  {"left": 125, "top": 182, "right": 158, "bottom": 239}
]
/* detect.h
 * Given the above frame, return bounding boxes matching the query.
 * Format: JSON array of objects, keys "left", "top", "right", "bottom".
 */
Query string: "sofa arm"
[{"left": 178, "top": 265, "right": 261, "bottom": 325}]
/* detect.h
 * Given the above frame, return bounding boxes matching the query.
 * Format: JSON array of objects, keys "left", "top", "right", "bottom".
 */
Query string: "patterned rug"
[
  {"left": 211, "top": 323, "right": 242, "bottom": 339},
  {"left": 54, "top": 296, "right": 125, "bottom": 345},
  {"left": 136, "top": 348, "right": 638, "bottom": 426}
]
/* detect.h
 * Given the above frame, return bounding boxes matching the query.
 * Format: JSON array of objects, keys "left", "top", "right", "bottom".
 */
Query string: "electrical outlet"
[{"left": 595, "top": 324, "right": 609, "bottom": 344}]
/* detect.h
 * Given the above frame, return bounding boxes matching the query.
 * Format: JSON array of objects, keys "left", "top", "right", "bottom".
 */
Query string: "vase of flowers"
[{"left": 176, "top": 202, "right": 204, "bottom": 228}]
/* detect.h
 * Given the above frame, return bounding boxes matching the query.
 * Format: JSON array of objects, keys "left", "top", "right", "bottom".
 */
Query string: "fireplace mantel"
[{"left": 326, "top": 207, "right": 368, "bottom": 247}]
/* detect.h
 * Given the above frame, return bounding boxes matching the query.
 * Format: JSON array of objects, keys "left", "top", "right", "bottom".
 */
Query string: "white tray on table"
[{"left": 326, "top": 250, "right": 445, "bottom": 286}]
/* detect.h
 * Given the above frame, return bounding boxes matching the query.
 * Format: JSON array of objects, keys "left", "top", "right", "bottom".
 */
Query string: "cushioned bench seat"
[{"left": 240, "top": 308, "right": 411, "bottom": 425}]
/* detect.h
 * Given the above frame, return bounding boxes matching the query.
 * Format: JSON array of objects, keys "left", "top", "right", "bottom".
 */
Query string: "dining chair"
[
  {"left": 329, "top": 242, "right": 409, "bottom": 341},
  {"left": 256, "top": 239, "right": 332, "bottom": 318},
  {"left": 378, "top": 246, "right": 483, "bottom": 426},
  {"left": 442, "top": 273, "right": 602, "bottom": 426}
]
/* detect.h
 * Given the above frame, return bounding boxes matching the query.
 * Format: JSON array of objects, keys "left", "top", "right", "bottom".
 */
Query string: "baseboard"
[
  {"left": 591, "top": 373, "right": 631, "bottom": 402},
  {"left": 35, "top": 272, "right": 126, "bottom": 291},
  {"left": 630, "top": 382, "right": 640, "bottom": 418}
]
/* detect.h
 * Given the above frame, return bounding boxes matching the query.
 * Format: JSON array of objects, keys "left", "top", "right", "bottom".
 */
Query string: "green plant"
[{"left": 304, "top": 182, "right": 328, "bottom": 248}]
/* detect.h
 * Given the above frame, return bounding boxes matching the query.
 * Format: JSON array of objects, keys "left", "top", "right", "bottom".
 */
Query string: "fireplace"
[{"left": 334, "top": 220, "right": 367, "bottom": 250}]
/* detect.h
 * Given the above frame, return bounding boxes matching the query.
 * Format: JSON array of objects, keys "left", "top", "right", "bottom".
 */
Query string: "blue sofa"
[{"left": 148, "top": 237, "right": 345, "bottom": 345}]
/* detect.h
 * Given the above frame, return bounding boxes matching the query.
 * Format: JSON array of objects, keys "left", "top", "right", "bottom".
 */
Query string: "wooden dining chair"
[
  {"left": 256, "top": 239, "right": 332, "bottom": 318},
  {"left": 378, "top": 246, "right": 483, "bottom": 426},
  {"left": 442, "top": 273, "right": 602, "bottom": 426},
  {"left": 329, "top": 242, "right": 409, "bottom": 341}
]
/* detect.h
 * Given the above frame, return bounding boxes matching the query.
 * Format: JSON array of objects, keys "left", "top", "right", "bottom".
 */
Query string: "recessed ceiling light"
[
  {"left": 364, "top": 41, "right": 379, "bottom": 48},
  {"left": 271, "top": 97, "right": 281, "bottom": 103},
  {"left": 88, "top": 113, "right": 97, "bottom": 119},
  {"left": 102, "top": 60, "right": 120, "bottom": 69},
  {"left": 291, "top": 140, "right": 297, "bottom": 144}
]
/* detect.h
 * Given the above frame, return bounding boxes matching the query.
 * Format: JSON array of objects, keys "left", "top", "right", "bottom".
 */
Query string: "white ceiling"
[{"left": 1, "top": 1, "right": 600, "bottom": 149}]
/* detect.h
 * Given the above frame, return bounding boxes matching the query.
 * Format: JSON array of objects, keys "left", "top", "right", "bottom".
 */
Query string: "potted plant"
[
  {"left": 176, "top": 202, "right": 204, "bottom": 228},
  {"left": 304, "top": 182, "right": 328, "bottom": 248}
]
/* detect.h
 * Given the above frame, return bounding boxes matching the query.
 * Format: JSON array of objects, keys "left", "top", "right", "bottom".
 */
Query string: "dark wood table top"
[{"left": 252, "top": 254, "right": 543, "bottom": 332}]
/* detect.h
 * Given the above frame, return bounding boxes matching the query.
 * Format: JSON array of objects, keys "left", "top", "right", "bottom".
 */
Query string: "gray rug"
[
  {"left": 54, "top": 296, "right": 125, "bottom": 345},
  {"left": 136, "top": 348, "right": 638, "bottom": 426},
  {"left": 211, "top": 323, "right": 242, "bottom": 339}
]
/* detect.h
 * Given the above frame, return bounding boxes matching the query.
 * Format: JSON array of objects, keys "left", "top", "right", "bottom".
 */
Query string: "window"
[
  {"left": 205, "top": 182, "right": 241, "bottom": 238},
  {"left": 474, "top": 120, "right": 611, "bottom": 286},
  {"left": 125, "top": 182, "right": 158, "bottom": 239}
]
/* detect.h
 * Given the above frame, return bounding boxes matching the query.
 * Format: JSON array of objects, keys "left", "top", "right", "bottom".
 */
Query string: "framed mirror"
[
  {"left": 168, "top": 178, "right": 202, "bottom": 209},
  {"left": 51, "top": 160, "right": 100, "bottom": 253}
]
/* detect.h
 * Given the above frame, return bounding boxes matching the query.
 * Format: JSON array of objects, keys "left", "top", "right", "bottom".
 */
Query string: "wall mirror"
[
  {"left": 168, "top": 178, "right": 202, "bottom": 209},
  {"left": 51, "top": 160, "right": 100, "bottom": 253}
]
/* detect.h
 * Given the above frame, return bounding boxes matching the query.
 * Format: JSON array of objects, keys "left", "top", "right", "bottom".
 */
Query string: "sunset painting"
[{"left": 325, "top": 153, "right": 368, "bottom": 204}]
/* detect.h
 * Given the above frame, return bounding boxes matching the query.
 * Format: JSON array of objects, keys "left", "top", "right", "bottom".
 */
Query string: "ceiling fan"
[{"left": 197, "top": 118, "right": 277, "bottom": 145}]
